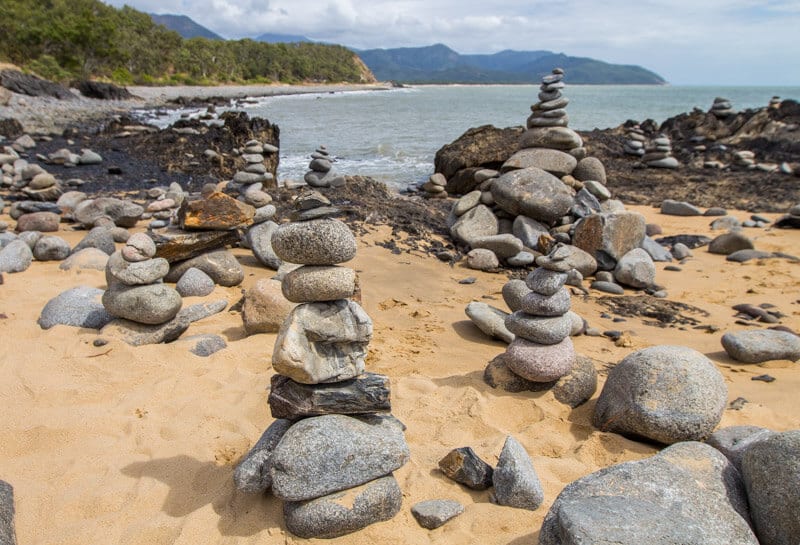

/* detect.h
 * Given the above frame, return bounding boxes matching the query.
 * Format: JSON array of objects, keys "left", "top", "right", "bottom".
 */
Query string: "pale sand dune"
[{"left": 0, "top": 204, "right": 798, "bottom": 544}]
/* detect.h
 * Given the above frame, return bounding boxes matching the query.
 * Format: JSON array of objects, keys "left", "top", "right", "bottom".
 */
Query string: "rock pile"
[
  {"left": 643, "top": 133, "right": 679, "bottom": 169},
  {"left": 230, "top": 138, "right": 277, "bottom": 194},
  {"left": 710, "top": 97, "right": 734, "bottom": 118},
  {"left": 622, "top": 125, "right": 646, "bottom": 157},
  {"left": 304, "top": 145, "right": 345, "bottom": 188},
  {"left": 234, "top": 209, "right": 409, "bottom": 538},
  {"left": 421, "top": 172, "right": 448, "bottom": 198}
]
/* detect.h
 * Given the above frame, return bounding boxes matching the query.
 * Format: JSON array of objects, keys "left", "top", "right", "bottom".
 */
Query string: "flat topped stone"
[
  {"left": 721, "top": 329, "right": 800, "bottom": 363},
  {"left": 272, "top": 218, "right": 357, "bottom": 265},
  {"left": 519, "top": 127, "right": 583, "bottom": 150},
  {"left": 502, "top": 148, "right": 577, "bottom": 177},
  {"left": 178, "top": 191, "right": 255, "bottom": 230},
  {"left": 411, "top": 500, "right": 465, "bottom": 529}
]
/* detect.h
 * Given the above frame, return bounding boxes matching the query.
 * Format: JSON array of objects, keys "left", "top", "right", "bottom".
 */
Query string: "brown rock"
[
  {"left": 438, "top": 447, "right": 494, "bottom": 490},
  {"left": 16, "top": 211, "right": 60, "bottom": 232},
  {"left": 152, "top": 229, "right": 240, "bottom": 263},
  {"left": 178, "top": 191, "right": 254, "bottom": 230},
  {"left": 242, "top": 278, "right": 296, "bottom": 335},
  {"left": 434, "top": 124, "right": 524, "bottom": 180}
]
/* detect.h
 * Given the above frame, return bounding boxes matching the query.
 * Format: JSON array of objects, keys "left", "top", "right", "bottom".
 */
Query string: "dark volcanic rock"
[
  {"left": 1, "top": 69, "right": 74, "bottom": 99},
  {"left": 75, "top": 80, "right": 134, "bottom": 100},
  {"left": 268, "top": 373, "right": 391, "bottom": 420},
  {"left": 435, "top": 124, "right": 524, "bottom": 181},
  {"left": 438, "top": 446, "right": 494, "bottom": 490}
]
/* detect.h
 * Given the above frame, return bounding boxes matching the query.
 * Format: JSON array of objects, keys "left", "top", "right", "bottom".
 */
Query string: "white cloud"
[{"left": 102, "top": 0, "right": 800, "bottom": 84}]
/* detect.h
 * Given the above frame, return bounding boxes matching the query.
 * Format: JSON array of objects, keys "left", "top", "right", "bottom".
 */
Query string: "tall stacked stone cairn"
[
  {"left": 643, "top": 133, "right": 679, "bottom": 169},
  {"left": 622, "top": 125, "right": 646, "bottom": 157},
  {"left": 304, "top": 145, "right": 346, "bottom": 188},
  {"left": 230, "top": 138, "right": 277, "bottom": 192},
  {"left": 234, "top": 206, "right": 410, "bottom": 539},
  {"left": 710, "top": 96, "right": 734, "bottom": 118}
]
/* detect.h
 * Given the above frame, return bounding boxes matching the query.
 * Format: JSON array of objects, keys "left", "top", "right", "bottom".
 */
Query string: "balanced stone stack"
[
  {"left": 304, "top": 145, "right": 345, "bottom": 188},
  {"left": 643, "top": 133, "right": 679, "bottom": 169},
  {"left": 230, "top": 139, "right": 277, "bottom": 194},
  {"left": 101, "top": 232, "right": 183, "bottom": 325},
  {"left": 769, "top": 96, "right": 781, "bottom": 109},
  {"left": 733, "top": 150, "right": 756, "bottom": 169},
  {"left": 710, "top": 97, "right": 734, "bottom": 118},
  {"left": 520, "top": 68, "right": 584, "bottom": 157},
  {"left": 623, "top": 125, "right": 646, "bottom": 157},
  {"left": 492, "top": 262, "right": 575, "bottom": 383},
  {"left": 421, "top": 172, "right": 448, "bottom": 198},
  {"left": 234, "top": 210, "right": 409, "bottom": 538}
]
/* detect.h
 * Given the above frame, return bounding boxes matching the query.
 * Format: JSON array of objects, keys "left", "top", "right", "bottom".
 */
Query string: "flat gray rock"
[
  {"left": 272, "top": 300, "right": 372, "bottom": 384},
  {"left": 0, "top": 240, "right": 33, "bottom": 273},
  {"left": 505, "top": 311, "right": 572, "bottom": 345},
  {"left": 38, "top": 286, "right": 113, "bottom": 330},
  {"left": 573, "top": 157, "right": 607, "bottom": 184},
  {"left": 706, "top": 425, "right": 775, "bottom": 471},
  {"left": 741, "top": 430, "right": 800, "bottom": 545},
  {"left": 272, "top": 219, "right": 356, "bottom": 265},
  {"left": 492, "top": 436, "right": 544, "bottom": 510},
  {"left": 0, "top": 480, "right": 16, "bottom": 545},
  {"left": 591, "top": 280, "right": 624, "bottom": 294},
  {"left": 539, "top": 442, "right": 758, "bottom": 545},
  {"left": 411, "top": 499, "right": 465, "bottom": 529},
  {"left": 270, "top": 414, "right": 409, "bottom": 502},
  {"left": 450, "top": 204, "right": 499, "bottom": 246},
  {"left": 465, "top": 302, "right": 514, "bottom": 343},
  {"left": 284, "top": 475, "right": 402, "bottom": 539},
  {"left": 453, "top": 190, "right": 482, "bottom": 216},
  {"left": 102, "top": 283, "right": 182, "bottom": 325},
  {"left": 726, "top": 249, "right": 774, "bottom": 262},
  {"left": 282, "top": 265, "right": 356, "bottom": 303},
  {"left": 246, "top": 220, "right": 282, "bottom": 269},
  {"left": 165, "top": 249, "right": 244, "bottom": 287},
  {"left": 721, "top": 329, "right": 800, "bottom": 363},
  {"left": 470, "top": 233, "right": 524, "bottom": 260},
  {"left": 519, "top": 287, "right": 571, "bottom": 317},
  {"left": 535, "top": 244, "right": 597, "bottom": 277},
  {"left": 640, "top": 235, "right": 673, "bottom": 262},
  {"left": 593, "top": 345, "right": 727, "bottom": 444},
  {"left": 661, "top": 199, "right": 702, "bottom": 216},
  {"left": 503, "top": 148, "right": 577, "bottom": 177},
  {"left": 234, "top": 419, "right": 292, "bottom": 494}
]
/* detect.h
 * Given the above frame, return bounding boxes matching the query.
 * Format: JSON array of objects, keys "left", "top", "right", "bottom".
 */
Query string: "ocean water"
[{"left": 158, "top": 84, "right": 800, "bottom": 189}]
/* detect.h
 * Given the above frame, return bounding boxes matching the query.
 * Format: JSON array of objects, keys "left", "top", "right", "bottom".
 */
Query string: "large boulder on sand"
[
  {"left": 573, "top": 211, "right": 646, "bottom": 270},
  {"left": 434, "top": 125, "right": 524, "bottom": 181}
]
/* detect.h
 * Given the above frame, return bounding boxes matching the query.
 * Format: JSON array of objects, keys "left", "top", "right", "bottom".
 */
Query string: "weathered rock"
[
  {"left": 504, "top": 336, "right": 575, "bottom": 382},
  {"left": 0, "top": 240, "right": 32, "bottom": 273},
  {"left": 272, "top": 300, "right": 372, "bottom": 384},
  {"left": 593, "top": 345, "right": 727, "bottom": 444},
  {"left": 572, "top": 156, "right": 607, "bottom": 184},
  {"left": 178, "top": 191, "right": 254, "bottom": 230},
  {"left": 73, "top": 197, "right": 143, "bottom": 228},
  {"left": 539, "top": 442, "right": 758, "bottom": 545},
  {"left": 121, "top": 232, "right": 156, "bottom": 262},
  {"left": 512, "top": 215, "right": 550, "bottom": 249},
  {"left": 453, "top": 190, "right": 482, "bottom": 216},
  {"left": 519, "top": 287, "right": 571, "bottom": 316},
  {"left": 614, "top": 248, "right": 656, "bottom": 288},
  {"left": 99, "top": 300, "right": 226, "bottom": 346},
  {"left": 234, "top": 419, "right": 293, "bottom": 493},
  {"left": 270, "top": 414, "right": 409, "bottom": 501},
  {"left": 640, "top": 235, "right": 673, "bottom": 262},
  {"left": 32, "top": 235, "right": 71, "bottom": 261},
  {"left": 269, "top": 372, "right": 391, "bottom": 420},
  {"left": 102, "top": 283, "right": 182, "bottom": 325},
  {"left": 535, "top": 244, "right": 597, "bottom": 277},
  {"left": 434, "top": 124, "right": 524, "bottom": 181},
  {"left": 152, "top": 230, "right": 240, "bottom": 263},
  {"left": 38, "top": 286, "right": 113, "bottom": 330},
  {"left": 242, "top": 278, "right": 295, "bottom": 335},
  {"left": 282, "top": 265, "right": 356, "bottom": 303},
  {"left": 272, "top": 219, "right": 357, "bottom": 265},
  {"left": 106, "top": 251, "right": 169, "bottom": 286},
  {"left": 450, "top": 204, "right": 499, "bottom": 245},
  {"left": 0, "top": 479, "right": 16, "bottom": 545},
  {"left": 708, "top": 232, "right": 754, "bottom": 255},
  {"left": 16, "top": 211, "right": 59, "bottom": 232},
  {"left": 165, "top": 249, "right": 243, "bottom": 287},
  {"left": 283, "top": 475, "right": 402, "bottom": 539},
  {"left": 491, "top": 167, "right": 574, "bottom": 223},
  {"left": 411, "top": 499, "right": 465, "bottom": 530},
  {"left": 465, "top": 301, "right": 514, "bottom": 343},
  {"left": 492, "top": 436, "right": 544, "bottom": 511},
  {"left": 721, "top": 329, "right": 800, "bottom": 363},
  {"left": 175, "top": 267, "right": 215, "bottom": 297},
  {"left": 573, "top": 211, "right": 647, "bottom": 269},
  {"left": 72, "top": 226, "right": 116, "bottom": 256},
  {"left": 502, "top": 148, "right": 577, "bottom": 177},
  {"left": 438, "top": 447, "right": 494, "bottom": 490},
  {"left": 706, "top": 425, "right": 775, "bottom": 471},
  {"left": 740, "top": 430, "right": 800, "bottom": 545},
  {"left": 246, "top": 220, "right": 282, "bottom": 269},
  {"left": 553, "top": 355, "right": 598, "bottom": 408}
]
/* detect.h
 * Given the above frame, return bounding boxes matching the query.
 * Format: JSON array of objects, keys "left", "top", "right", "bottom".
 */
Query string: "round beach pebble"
[
  {"left": 721, "top": 329, "right": 800, "bottom": 363},
  {"left": 505, "top": 336, "right": 575, "bottom": 382},
  {"left": 281, "top": 265, "right": 357, "bottom": 303},
  {"left": 176, "top": 267, "right": 215, "bottom": 297},
  {"left": 33, "top": 235, "right": 71, "bottom": 261},
  {"left": 272, "top": 219, "right": 356, "bottom": 265}
]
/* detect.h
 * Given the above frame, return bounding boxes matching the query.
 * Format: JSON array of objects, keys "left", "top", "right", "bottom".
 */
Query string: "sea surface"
[{"left": 152, "top": 85, "right": 800, "bottom": 190}]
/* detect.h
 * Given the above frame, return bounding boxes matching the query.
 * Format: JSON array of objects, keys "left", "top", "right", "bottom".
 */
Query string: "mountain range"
[{"left": 148, "top": 14, "right": 666, "bottom": 85}]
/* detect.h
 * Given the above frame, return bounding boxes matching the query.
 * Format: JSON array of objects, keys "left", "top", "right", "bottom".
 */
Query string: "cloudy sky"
[{"left": 103, "top": 0, "right": 800, "bottom": 85}]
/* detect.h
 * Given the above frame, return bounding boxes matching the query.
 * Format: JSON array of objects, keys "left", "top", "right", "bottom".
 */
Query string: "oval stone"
[
  {"left": 272, "top": 219, "right": 356, "bottom": 265},
  {"left": 520, "top": 287, "right": 571, "bottom": 316},
  {"left": 102, "top": 283, "right": 182, "bottom": 325},
  {"left": 282, "top": 265, "right": 357, "bottom": 303},
  {"left": 505, "top": 336, "right": 576, "bottom": 382}
]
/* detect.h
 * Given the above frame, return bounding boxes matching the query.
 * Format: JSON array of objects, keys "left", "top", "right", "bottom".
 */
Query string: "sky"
[{"left": 103, "top": 0, "right": 800, "bottom": 85}]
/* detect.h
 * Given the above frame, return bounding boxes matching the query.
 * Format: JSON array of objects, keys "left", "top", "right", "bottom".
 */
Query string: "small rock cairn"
[
  {"left": 101, "top": 232, "right": 182, "bottom": 325},
  {"left": 643, "top": 133, "right": 679, "bottom": 169},
  {"left": 234, "top": 206, "right": 410, "bottom": 538},
  {"left": 623, "top": 125, "right": 646, "bottom": 157},
  {"left": 710, "top": 97, "right": 734, "bottom": 118},
  {"left": 304, "top": 145, "right": 345, "bottom": 188},
  {"left": 231, "top": 138, "right": 277, "bottom": 190},
  {"left": 421, "top": 172, "right": 448, "bottom": 198}
]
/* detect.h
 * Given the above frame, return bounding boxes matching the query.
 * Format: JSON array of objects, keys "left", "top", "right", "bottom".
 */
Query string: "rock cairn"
[
  {"left": 643, "top": 133, "right": 679, "bottom": 169},
  {"left": 234, "top": 206, "right": 409, "bottom": 539},
  {"left": 623, "top": 125, "right": 646, "bottom": 157},
  {"left": 710, "top": 97, "right": 734, "bottom": 118},
  {"left": 304, "top": 145, "right": 345, "bottom": 188},
  {"left": 522, "top": 68, "right": 584, "bottom": 155},
  {"left": 101, "top": 232, "right": 182, "bottom": 325},
  {"left": 769, "top": 96, "right": 781, "bottom": 109},
  {"left": 421, "top": 172, "right": 448, "bottom": 198}
]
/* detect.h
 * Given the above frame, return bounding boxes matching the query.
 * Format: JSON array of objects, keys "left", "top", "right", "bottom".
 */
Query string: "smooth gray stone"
[
  {"left": 176, "top": 298, "right": 227, "bottom": 323},
  {"left": 0, "top": 479, "right": 16, "bottom": 545},
  {"left": 102, "top": 283, "right": 182, "bottom": 325},
  {"left": 466, "top": 248, "right": 499, "bottom": 271},
  {"left": 172, "top": 333, "right": 227, "bottom": 356},
  {"left": 726, "top": 249, "right": 774, "bottom": 262},
  {"left": 453, "top": 190, "right": 481, "bottom": 216},
  {"left": 640, "top": 235, "right": 673, "bottom": 262},
  {"left": 272, "top": 219, "right": 356, "bottom": 265},
  {"left": 58, "top": 247, "right": 108, "bottom": 271},
  {"left": 9, "top": 201, "right": 60, "bottom": 219},
  {"left": 165, "top": 249, "right": 244, "bottom": 287},
  {"left": 553, "top": 354, "right": 598, "bottom": 408},
  {"left": 704, "top": 207, "right": 728, "bottom": 216},
  {"left": 72, "top": 226, "right": 115, "bottom": 255},
  {"left": 520, "top": 287, "right": 571, "bottom": 317},
  {"left": 106, "top": 251, "right": 169, "bottom": 286},
  {"left": 492, "top": 436, "right": 544, "bottom": 510},
  {"left": 591, "top": 280, "right": 624, "bottom": 294},
  {"left": 507, "top": 251, "right": 536, "bottom": 267},
  {"left": 32, "top": 235, "right": 71, "bottom": 261},
  {"left": 438, "top": 446, "right": 494, "bottom": 490},
  {"left": 470, "top": 233, "right": 524, "bottom": 260},
  {"left": 503, "top": 148, "right": 577, "bottom": 177},
  {"left": 525, "top": 267, "right": 567, "bottom": 296},
  {"left": 269, "top": 372, "right": 390, "bottom": 420},
  {"left": 512, "top": 215, "right": 550, "bottom": 250},
  {"left": 505, "top": 336, "right": 575, "bottom": 382},
  {"left": 175, "top": 267, "right": 215, "bottom": 297},
  {"left": 252, "top": 204, "right": 276, "bottom": 224},
  {"left": 465, "top": 302, "right": 514, "bottom": 343},
  {"left": 706, "top": 425, "right": 775, "bottom": 471},
  {"left": 721, "top": 329, "right": 800, "bottom": 363},
  {"left": 270, "top": 414, "right": 409, "bottom": 502},
  {"left": 518, "top": 127, "right": 582, "bottom": 150},
  {"left": 710, "top": 216, "right": 742, "bottom": 231},
  {"left": 535, "top": 244, "right": 598, "bottom": 277},
  {"left": 234, "top": 419, "right": 293, "bottom": 493},
  {"left": 660, "top": 199, "right": 702, "bottom": 216},
  {"left": 38, "top": 286, "right": 113, "bottom": 330},
  {"left": 672, "top": 242, "right": 693, "bottom": 260},
  {"left": 647, "top": 157, "right": 679, "bottom": 169},
  {"left": 291, "top": 206, "right": 343, "bottom": 221},
  {"left": 593, "top": 345, "right": 727, "bottom": 444},
  {"left": 282, "top": 265, "right": 356, "bottom": 303},
  {"left": 17, "top": 230, "right": 42, "bottom": 250},
  {"left": 411, "top": 499, "right": 465, "bottom": 529},
  {"left": 708, "top": 232, "right": 754, "bottom": 255},
  {"left": 539, "top": 442, "right": 758, "bottom": 545},
  {"left": 573, "top": 157, "right": 607, "bottom": 184},
  {"left": 450, "top": 204, "right": 499, "bottom": 246},
  {"left": 121, "top": 232, "right": 155, "bottom": 262},
  {"left": 614, "top": 248, "right": 656, "bottom": 288},
  {"left": 0, "top": 240, "right": 32, "bottom": 273},
  {"left": 741, "top": 431, "right": 800, "bottom": 545},
  {"left": 0, "top": 233, "right": 17, "bottom": 248},
  {"left": 73, "top": 197, "right": 143, "bottom": 228},
  {"left": 246, "top": 220, "right": 282, "bottom": 269},
  {"left": 272, "top": 300, "right": 372, "bottom": 384},
  {"left": 505, "top": 312, "right": 572, "bottom": 345},
  {"left": 284, "top": 475, "right": 402, "bottom": 539},
  {"left": 491, "top": 167, "right": 574, "bottom": 224},
  {"left": 502, "top": 279, "right": 531, "bottom": 313}
]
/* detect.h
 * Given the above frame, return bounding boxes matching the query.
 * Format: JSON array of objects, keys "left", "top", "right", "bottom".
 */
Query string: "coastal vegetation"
[{"left": 0, "top": 0, "right": 373, "bottom": 85}]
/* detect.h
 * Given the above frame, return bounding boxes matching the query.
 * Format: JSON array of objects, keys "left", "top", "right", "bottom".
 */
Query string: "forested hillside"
[{"left": 0, "top": 0, "right": 374, "bottom": 85}]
